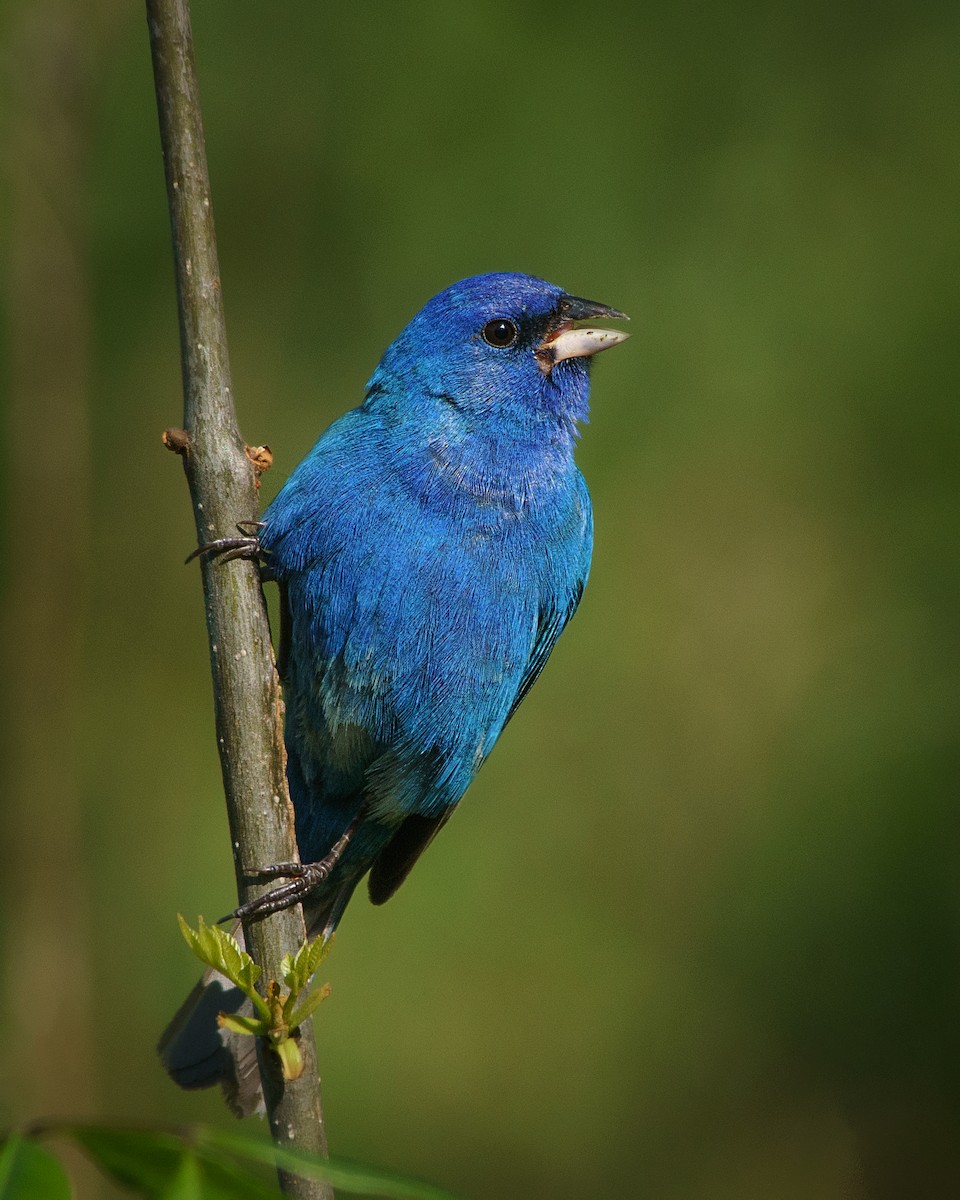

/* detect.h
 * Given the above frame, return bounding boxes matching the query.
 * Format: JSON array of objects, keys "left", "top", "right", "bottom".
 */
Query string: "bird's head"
[{"left": 365, "top": 272, "right": 628, "bottom": 438}]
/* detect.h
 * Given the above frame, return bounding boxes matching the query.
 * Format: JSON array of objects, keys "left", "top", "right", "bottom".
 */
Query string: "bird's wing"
[
  {"left": 505, "top": 579, "right": 585, "bottom": 725},
  {"left": 368, "top": 531, "right": 590, "bottom": 908},
  {"left": 505, "top": 472, "right": 592, "bottom": 724},
  {"left": 367, "top": 810, "right": 455, "bottom": 906},
  {"left": 275, "top": 580, "right": 292, "bottom": 680}
]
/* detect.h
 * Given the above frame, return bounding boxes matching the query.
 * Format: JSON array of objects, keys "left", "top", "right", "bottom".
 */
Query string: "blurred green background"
[{"left": 2, "top": 2, "right": 958, "bottom": 1197}]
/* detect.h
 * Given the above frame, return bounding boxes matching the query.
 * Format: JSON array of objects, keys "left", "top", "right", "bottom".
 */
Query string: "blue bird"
[{"left": 160, "top": 272, "right": 627, "bottom": 1112}]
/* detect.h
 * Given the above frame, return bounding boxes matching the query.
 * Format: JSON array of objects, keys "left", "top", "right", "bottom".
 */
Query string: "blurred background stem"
[
  {"left": 0, "top": 0, "right": 104, "bottom": 1193},
  {"left": 1, "top": 0, "right": 95, "bottom": 1144}
]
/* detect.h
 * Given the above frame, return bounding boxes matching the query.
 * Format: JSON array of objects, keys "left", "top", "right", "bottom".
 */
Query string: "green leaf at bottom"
[{"left": 0, "top": 1135, "right": 71, "bottom": 1200}]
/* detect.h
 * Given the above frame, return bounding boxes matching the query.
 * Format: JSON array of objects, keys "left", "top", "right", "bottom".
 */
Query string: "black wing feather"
[{"left": 368, "top": 811, "right": 454, "bottom": 905}]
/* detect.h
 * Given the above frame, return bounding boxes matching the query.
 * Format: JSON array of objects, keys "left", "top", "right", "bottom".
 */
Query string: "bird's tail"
[
  {"left": 158, "top": 885, "right": 355, "bottom": 1115},
  {"left": 158, "top": 940, "right": 264, "bottom": 1116}
]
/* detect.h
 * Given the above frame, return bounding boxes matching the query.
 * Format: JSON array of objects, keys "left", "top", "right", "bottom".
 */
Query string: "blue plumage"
[{"left": 160, "top": 272, "right": 627, "bottom": 1110}]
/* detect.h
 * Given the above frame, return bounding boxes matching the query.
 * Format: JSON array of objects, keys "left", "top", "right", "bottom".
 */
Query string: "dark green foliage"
[
  {"left": 0, "top": 1136, "right": 70, "bottom": 1200},
  {"left": 0, "top": 1127, "right": 459, "bottom": 1200}
]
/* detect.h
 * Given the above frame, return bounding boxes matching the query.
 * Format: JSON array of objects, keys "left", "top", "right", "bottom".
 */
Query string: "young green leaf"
[
  {"left": 176, "top": 916, "right": 269, "bottom": 1020},
  {"left": 287, "top": 981, "right": 332, "bottom": 1030},
  {"left": 177, "top": 919, "right": 334, "bottom": 1073},
  {"left": 218, "top": 1012, "right": 267, "bottom": 1038},
  {"left": 281, "top": 932, "right": 333, "bottom": 995}
]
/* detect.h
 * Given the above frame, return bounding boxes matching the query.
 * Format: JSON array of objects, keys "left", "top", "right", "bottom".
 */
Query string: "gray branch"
[{"left": 145, "top": 1, "right": 332, "bottom": 1195}]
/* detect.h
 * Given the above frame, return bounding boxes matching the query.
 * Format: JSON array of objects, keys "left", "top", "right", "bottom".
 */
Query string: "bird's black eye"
[{"left": 481, "top": 318, "right": 519, "bottom": 348}]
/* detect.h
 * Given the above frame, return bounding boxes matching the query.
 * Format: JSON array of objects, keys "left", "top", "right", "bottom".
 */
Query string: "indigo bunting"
[{"left": 160, "top": 272, "right": 627, "bottom": 1111}]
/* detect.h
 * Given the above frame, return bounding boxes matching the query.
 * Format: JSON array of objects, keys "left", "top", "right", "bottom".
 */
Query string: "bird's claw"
[
  {"left": 185, "top": 521, "right": 265, "bottom": 566},
  {"left": 220, "top": 859, "right": 337, "bottom": 925},
  {"left": 242, "top": 860, "right": 305, "bottom": 881},
  {"left": 219, "top": 816, "right": 361, "bottom": 925}
]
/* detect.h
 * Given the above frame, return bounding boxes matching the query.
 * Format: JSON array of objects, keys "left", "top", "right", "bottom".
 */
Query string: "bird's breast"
[{"left": 415, "top": 427, "right": 577, "bottom": 519}]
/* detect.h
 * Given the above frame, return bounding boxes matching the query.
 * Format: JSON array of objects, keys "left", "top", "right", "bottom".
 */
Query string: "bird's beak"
[{"left": 536, "top": 295, "right": 630, "bottom": 373}]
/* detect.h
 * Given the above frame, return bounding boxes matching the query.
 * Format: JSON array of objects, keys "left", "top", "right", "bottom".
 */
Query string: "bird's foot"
[
  {"left": 223, "top": 862, "right": 334, "bottom": 924},
  {"left": 221, "top": 818, "right": 360, "bottom": 925},
  {"left": 185, "top": 521, "right": 265, "bottom": 566}
]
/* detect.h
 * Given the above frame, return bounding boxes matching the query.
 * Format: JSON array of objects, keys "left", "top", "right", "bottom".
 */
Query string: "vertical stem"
[{"left": 145, "top": 1, "right": 332, "bottom": 1195}]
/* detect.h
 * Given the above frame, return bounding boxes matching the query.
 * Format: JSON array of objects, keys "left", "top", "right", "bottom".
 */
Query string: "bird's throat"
[{"left": 423, "top": 426, "right": 576, "bottom": 513}]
